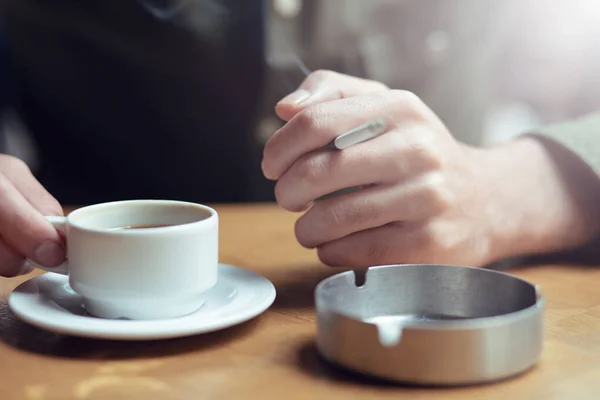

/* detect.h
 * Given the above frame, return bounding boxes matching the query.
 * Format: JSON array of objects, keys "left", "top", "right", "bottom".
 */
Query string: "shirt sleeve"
[{"left": 535, "top": 113, "right": 600, "bottom": 175}]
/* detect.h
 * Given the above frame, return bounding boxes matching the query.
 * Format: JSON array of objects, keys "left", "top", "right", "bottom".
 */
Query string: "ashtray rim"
[{"left": 314, "top": 263, "right": 545, "bottom": 331}]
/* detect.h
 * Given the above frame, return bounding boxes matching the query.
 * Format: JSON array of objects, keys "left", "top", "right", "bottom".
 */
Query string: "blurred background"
[{"left": 0, "top": 0, "right": 599, "bottom": 205}]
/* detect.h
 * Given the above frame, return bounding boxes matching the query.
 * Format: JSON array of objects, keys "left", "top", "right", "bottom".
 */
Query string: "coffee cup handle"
[{"left": 27, "top": 216, "right": 69, "bottom": 275}]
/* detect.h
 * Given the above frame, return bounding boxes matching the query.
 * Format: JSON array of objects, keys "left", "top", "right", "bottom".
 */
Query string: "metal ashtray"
[{"left": 314, "top": 264, "right": 545, "bottom": 386}]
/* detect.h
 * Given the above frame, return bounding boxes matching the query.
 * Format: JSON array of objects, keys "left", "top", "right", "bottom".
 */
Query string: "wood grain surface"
[{"left": 1, "top": 204, "right": 599, "bottom": 399}]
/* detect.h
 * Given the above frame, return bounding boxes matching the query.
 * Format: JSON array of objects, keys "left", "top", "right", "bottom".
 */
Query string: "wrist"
[{"left": 473, "top": 135, "right": 600, "bottom": 263}]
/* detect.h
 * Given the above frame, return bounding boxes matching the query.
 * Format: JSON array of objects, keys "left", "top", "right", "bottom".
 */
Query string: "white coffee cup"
[{"left": 29, "top": 200, "right": 219, "bottom": 320}]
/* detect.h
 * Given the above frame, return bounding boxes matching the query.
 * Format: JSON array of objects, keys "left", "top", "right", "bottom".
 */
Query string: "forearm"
[
  {"left": 536, "top": 113, "right": 600, "bottom": 175},
  {"left": 478, "top": 135, "right": 600, "bottom": 262}
]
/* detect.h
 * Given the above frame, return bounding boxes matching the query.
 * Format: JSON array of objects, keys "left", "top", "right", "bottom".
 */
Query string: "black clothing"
[{"left": 5, "top": 0, "right": 269, "bottom": 204}]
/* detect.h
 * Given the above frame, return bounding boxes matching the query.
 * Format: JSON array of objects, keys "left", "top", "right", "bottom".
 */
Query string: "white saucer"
[{"left": 8, "top": 264, "right": 276, "bottom": 340}]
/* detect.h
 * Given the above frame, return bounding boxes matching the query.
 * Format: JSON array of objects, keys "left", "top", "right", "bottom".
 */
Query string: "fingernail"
[
  {"left": 34, "top": 241, "right": 66, "bottom": 267},
  {"left": 279, "top": 89, "right": 311, "bottom": 105},
  {"left": 261, "top": 160, "right": 278, "bottom": 180}
]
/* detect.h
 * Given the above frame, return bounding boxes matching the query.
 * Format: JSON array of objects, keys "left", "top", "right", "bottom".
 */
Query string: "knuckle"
[
  {"left": 294, "top": 107, "right": 318, "bottom": 132},
  {"left": 297, "top": 152, "right": 329, "bottom": 184},
  {"left": 363, "top": 240, "right": 389, "bottom": 265},
  {"left": 420, "top": 222, "right": 454, "bottom": 253},
  {"left": 310, "top": 69, "right": 337, "bottom": 83},
  {"left": 343, "top": 203, "right": 373, "bottom": 226},
  {"left": 386, "top": 136, "right": 410, "bottom": 176},
  {"left": 402, "top": 89, "right": 422, "bottom": 104},
  {"left": 409, "top": 139, "right": 443, "bottom": 170},
  {"left": 388, "top": 89, "right": 418, "bottom": 103},
  {"left": 400, "top": 90, "right": 425, "bottom": 109},
  {"left": 429, "top": 190, "right": 453, "bottom": 216},
  {"left": 321, "top": 204, "right": 344, "bottom": 229},
  {"left": 294, "top": 104, "right": 329, "bottom": 133},
  {"left": 421, "top": 175, "right": 454, "bottom": 215},
  {"left": 388, "top": 90, "right": 426, "bottom": 119},
  {"left": 323, "top": 201, "right": 382, "bottom": 228},
  {"left": 387, "top": 133, "right": 443, "bottom": 176}
]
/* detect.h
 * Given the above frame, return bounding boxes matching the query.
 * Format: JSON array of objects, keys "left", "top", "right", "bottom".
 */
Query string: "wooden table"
[{"left": 1, "top": 204, "right": 600, "bottom": 399}]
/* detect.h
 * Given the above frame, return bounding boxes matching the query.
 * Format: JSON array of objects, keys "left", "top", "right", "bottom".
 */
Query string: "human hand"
[
  {"left": 263, "top": 71, "right": 600, "bottom": 267},
  {"left": 0, "top": 155, "right": 65, "bottom": 277}
]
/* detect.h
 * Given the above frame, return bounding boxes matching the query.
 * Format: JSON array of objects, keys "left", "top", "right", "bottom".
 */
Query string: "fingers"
[
  {"left": 273, "top": 127, "right": 445, "bottom": 211},
  {"left": 315, "top": 223, "right": 445, "bottom": 268},
  {"left": 0, "top": 155, "right": 64, "bottom": 277},
  {"left": 263, "top": 90, "right": 425, "bottom": 180},
  {"left": 0, "top": 173, "right": 65, "bottom": 269},
  {"left": 275, "top": 70, "right": 389, "bottom": 121},
  {"left": 294, "top": 174, "right": 453, "bottom": 248},
  {"left": 0, "top": 240, "right": 28, "bottom": 277}
]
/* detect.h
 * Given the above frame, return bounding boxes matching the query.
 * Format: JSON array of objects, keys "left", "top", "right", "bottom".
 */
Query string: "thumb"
[{"left": 275, "top": 70, "right": 389, "bottom": 121}]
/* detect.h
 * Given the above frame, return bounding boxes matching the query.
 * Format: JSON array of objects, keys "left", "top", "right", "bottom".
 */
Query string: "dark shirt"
[
  {"left": 5, "top": 0, "right": 270, "bottom": 205},
  {"left": 0, "top": 23, "right": 11, "bottom": 150}
]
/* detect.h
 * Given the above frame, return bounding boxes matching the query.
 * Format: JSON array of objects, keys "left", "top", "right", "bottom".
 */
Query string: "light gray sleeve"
[{"left": 534, "top": 113, "right": 600, "bottom": 175}]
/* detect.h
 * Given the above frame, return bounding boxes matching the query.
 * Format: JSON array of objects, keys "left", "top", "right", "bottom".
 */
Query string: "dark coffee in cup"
[{"left": 111, "top": 224, "right": 173, "bottom": 230}]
